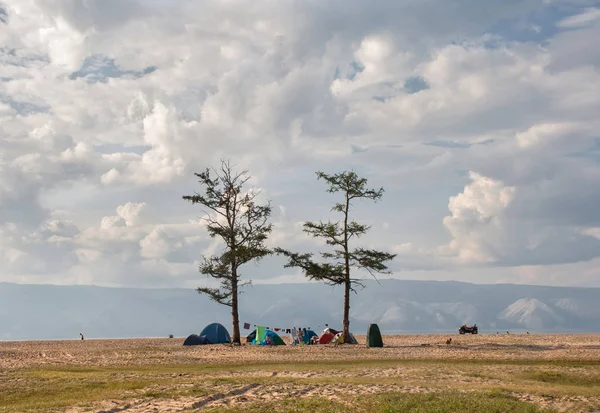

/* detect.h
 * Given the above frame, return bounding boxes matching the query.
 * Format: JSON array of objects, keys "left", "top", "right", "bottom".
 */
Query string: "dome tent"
[
  {"left": 262, "top": 329, "right": 286, "bottom": 346},
  {"left": 183, "top": 334, "right": 211, "bottom": 346},
  {"left": 346, "top": 332, "right": 359, "bottom": 344},
  {"left": 246, "top": 329, "right": 256, "bottom": 343},
  {"left": 318, "top": 327, "right": 341, "bottom": 345},
  {"left": 199, "top": 323, "right": 231, "bottom": 344},
  {"left": 252, "top": 326, "right": 285, "bottom": 346},
  {"left": 302, "top": 329, "right": 318, "bottom": 344},
  {"left": 331, "top": 330, "right": 358, "bottom": 345},
  {"left": 318, "top": 330, "right": 335, "bottom": 345}
]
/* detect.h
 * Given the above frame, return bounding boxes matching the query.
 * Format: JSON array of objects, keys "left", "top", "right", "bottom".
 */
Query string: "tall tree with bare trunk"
[
  {"left": 183, "top": 160, "right": 272, "bottom": 344},
  {"left": 277, "top": 171, "right": 396, "bottom": 343}
]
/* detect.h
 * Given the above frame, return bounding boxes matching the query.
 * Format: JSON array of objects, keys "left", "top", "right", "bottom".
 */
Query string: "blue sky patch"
[
  {"left": 347, "top": 60, "right": 365, "bottom": 80},
  {"left": 0, "top": 95, "right": 49, "bottom": 115},
  {"left": 486, "top": 3, "right": 597, "bottom": 45},
  {"left": 333, "top": 61, "right": 365, "bottom": 81},
  {"left": 1, "top": 47, "right": 49, "bottom": 67},
  {"left": 404, "top": 76, "right": 429, "bottom": 94},
  {"left": 69, "top": 54, "right": 157, "bottom": 83}
]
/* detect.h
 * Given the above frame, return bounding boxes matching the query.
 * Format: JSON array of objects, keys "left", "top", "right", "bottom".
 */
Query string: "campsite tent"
[
  {"left": 318, "top": 328, "right": 342, "bottom": 345},
  {"left": 318, "top": 331, "right": 334, "bottom": 344},
  {"left": 302, "top": 329, "right": 318, "bottom": 344},
  {"left": 347, "top": 332, "right": 358, "bottom": 344},
  {"left": 263, "top": 329, "right": 286, "bottom": 346},
  {"left": 318, "top": 330, "right": 335, "bottom": 344},
  {"left": 252, "top": 327, "right": 285, "bottom": 346},
  {"left": 253, "top": 326, "right": 266, "bottom": 344},
  {"left": 366, "top": 323, "right": 383, "bottom": 348},
  {"left": 333, "top": 331, "right": 358, "bottom": 345},
  {"left": 246, "top": 329, "right": 256, "bottom": 343},
  {"left": 199, "top": 323, "right": 231, "bottom": 344},
  {"left": 183, "top": 334, "right": 211, "bottom": 346}
]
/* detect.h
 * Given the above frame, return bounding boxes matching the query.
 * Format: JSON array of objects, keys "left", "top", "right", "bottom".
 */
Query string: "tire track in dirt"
[
  {"left": 190, "top": 383, "right": 262, "bottom": 409},
  {"left": 80, "top": 383, "right": 434, "bottom": 412},
  {"left": 73, "top": 381, "right": 600, "bottom": 413},
  {"left": 185, "top": 383, "right": 434, "bottom": 411}
]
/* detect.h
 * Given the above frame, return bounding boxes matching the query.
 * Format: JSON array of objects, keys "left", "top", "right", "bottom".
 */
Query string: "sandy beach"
[
  {"left": 2, "top": 334, "right": 600, "bottom": 412},
  {"left": 2, "top": 334, "right": 600, "bottom": 369}
]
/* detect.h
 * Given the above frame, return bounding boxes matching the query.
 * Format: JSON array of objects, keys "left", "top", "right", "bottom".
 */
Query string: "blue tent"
[
  {"left": 302, "top": 329, "right": 318, "bottom": 344},
  {"left": 183, "top": 334, "right": 211, "bottom": 346},
  {"left": 253, "top": 329, "right": 285, "bottom": 346},
  {"left": 199, "top": 323, "right": 231, "bottom": 344}
]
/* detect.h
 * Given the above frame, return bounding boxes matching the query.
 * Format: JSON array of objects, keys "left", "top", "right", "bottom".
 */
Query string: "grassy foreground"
[
  {"left": 2, "top": 358, "right": 600, "bottom": 412},
  {"left": 2, "top": 335, "right": 600, "bottom": 412},
  {"left": 208, "top": 391, "right": 551, "bottom": 413}
]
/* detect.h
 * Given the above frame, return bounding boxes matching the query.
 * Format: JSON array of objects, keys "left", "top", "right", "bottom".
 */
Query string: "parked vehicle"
[{"left": 458, "top": 324, "right": 478, "bottom": 334}]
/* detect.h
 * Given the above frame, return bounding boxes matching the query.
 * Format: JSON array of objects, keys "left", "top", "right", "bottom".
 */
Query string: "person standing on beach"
[
  {"left": 297, "top": 327, "right": 304, "bottom": 345},
  {"left": 80, "top": 333, "right": 84, "bottom": 341},
  {"left": 291, "top": 327, "right": 299, "bottom": 345}
]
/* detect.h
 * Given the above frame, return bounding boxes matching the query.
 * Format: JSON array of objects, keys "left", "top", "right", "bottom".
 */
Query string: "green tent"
[
  {"left": 254, "top": 326, "right": 266, "bottom": 344},
  {"left": 366, "top": 323, "right": 383, "bottom": 348}
]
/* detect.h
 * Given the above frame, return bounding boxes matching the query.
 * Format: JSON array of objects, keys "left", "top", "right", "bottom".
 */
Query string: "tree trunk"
[
  {"left": 343, "top": 279, "right": 350, "bottom": 343},
  {"left": 230, "top": 257, "right": 240, "bottom": 345},
  {"left": 231, "top": 277, "right": 240, "bottom": 345},
  {"left": 342, "top": 193, "right": 351, "bottom": 343}
]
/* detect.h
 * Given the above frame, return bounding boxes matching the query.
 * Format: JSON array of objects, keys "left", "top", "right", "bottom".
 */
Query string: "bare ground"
[
  {"left": 2, "top": 334, "right": 600, "bottom": 412},
  {"left": 3, "top": 334, "right": 600, "bottom": 369}
]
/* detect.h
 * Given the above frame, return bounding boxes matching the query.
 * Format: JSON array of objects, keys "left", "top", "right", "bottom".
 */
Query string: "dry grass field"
[{"left": 2, "top": 334, "right": 600, "bottom": 412}]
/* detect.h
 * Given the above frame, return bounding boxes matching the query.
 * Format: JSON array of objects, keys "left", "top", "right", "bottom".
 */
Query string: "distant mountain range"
[{"left": 1, "top": 280, "right": 600, "bottom": 340}]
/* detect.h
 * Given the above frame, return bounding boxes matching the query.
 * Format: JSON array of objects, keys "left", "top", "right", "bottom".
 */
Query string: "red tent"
[
  {"left": 318, "top": 331, "right": 335, "bottom": 344},
  {"left": 318, "top": 327, "right": 341, "bottom": 344}
]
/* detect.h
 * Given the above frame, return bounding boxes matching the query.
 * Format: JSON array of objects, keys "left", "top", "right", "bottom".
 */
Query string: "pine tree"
[
  {"left": 277, "top": 171, "right": 396, "bottom": 343},
  {"left": 183, "top": 160, "right": 272, "bottom": 344}
]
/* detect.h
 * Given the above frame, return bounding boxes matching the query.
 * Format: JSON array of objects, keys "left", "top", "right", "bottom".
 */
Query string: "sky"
[{"left": 1, "top": 0, "right": 600, "bottom": 289}]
